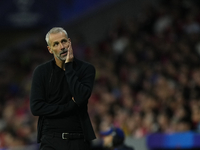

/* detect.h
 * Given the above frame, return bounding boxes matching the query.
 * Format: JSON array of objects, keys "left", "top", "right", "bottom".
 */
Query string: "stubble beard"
[
  {"left": 58, "top": 55, "right": 67, "bottom": 61},
  {"left": 55, "top": 48, "right": 68, "bottom": 61}
]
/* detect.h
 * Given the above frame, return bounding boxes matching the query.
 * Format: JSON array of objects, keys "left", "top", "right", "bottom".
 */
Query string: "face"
[{"left": 47, "top": 31, "right": 70, "bottom": 62}]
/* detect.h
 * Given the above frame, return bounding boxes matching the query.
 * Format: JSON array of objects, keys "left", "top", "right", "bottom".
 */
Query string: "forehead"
[{"left": 49, "top": 32, "right": 68, "bottom": 44}]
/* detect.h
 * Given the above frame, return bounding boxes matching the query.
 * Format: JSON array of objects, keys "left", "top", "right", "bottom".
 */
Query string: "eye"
[
  {"left": 53, "top": 42, "right": 58, "bottom": 47},
  {"left": 61, "top": 39, "right": 67, "bottom": 43}
]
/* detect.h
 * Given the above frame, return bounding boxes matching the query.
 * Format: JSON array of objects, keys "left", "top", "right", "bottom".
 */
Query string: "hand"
[
  {"left": 65, "top": 41, "right": 74, "bottom": 63},
  {"left": 103, "top": 135, "right": 113, "bottom": 148},
  {"left": 72, "top": 97, "right": 75, "bottom": 102}
]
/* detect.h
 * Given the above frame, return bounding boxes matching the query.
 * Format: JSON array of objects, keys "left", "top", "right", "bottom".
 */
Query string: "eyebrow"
[
  {"left": 52, "top": 38, "right": 68, "bottom": 46},
  {"left": 61, "top": 39, "right": 67, "bottom": 42}
]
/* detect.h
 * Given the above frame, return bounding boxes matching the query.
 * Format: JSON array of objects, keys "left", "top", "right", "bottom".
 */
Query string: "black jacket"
[{"left": 30, "top": 58, "right": 96, "bottom": 143}]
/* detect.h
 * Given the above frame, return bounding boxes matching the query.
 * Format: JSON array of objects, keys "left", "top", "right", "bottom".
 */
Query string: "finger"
[
  {"left": 65, "top": 41, "right": 74, "bottom": 63},
  {"left": 69, "top": 41, "right": 73, "bottom": 52},
  {"left": 68, "top": 42, "right": 73, "bottom": 57}
]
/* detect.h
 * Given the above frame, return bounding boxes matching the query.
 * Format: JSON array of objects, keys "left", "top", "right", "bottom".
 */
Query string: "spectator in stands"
[{"left": 92, "top": 126, "right": 134, "bottom": 150}]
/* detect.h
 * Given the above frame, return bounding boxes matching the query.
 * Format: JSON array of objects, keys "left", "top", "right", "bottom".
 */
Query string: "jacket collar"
[{"left": 50, "top": 57, "right": 78, "bottom": 70}]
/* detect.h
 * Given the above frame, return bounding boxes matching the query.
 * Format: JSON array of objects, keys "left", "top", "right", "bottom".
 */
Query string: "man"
[{"left": 30, "top": 27, "right": 96, "bottom": 150}]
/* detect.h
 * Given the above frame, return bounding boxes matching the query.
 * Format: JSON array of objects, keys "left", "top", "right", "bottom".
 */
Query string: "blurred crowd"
[{"left": 1, "top": 0, "right": 200, "bottom": 149}]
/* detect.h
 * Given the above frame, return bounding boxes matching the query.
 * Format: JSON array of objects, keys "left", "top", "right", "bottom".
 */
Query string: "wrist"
[{"left": 65, "top": 57, "right": 74, "bottom": 63}]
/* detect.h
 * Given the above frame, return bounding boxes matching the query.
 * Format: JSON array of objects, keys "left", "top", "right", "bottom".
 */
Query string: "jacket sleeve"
[
  {"left": 64, "top": 62, "right": 95, "bottom": 106},
  {"left": 30, "top": 66, "right": 77, "bottom": 117}
]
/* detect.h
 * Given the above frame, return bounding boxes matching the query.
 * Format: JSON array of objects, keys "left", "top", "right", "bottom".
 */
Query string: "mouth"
[{"left": 60, "top": 50, "right": 68, "bottom": 56}]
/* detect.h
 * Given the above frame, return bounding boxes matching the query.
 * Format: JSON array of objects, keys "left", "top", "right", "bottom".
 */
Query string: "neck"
[{"left": 55, "top": 59, "right": 65, "bottom": 70}]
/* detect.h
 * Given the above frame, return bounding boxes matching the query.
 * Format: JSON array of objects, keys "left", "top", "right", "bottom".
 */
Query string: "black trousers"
[{"left": 40, "top": 134, "right": 90, "bottom": 150}]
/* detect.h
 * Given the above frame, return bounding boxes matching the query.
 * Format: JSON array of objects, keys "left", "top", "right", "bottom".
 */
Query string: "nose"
[{"left": 60, "top": 43, "right": 64, "bottom": 50}]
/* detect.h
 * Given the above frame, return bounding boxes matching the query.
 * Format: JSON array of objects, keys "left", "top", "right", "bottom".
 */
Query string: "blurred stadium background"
[{"left": 1, "top": 0, "right": 200, "bottom": 149}]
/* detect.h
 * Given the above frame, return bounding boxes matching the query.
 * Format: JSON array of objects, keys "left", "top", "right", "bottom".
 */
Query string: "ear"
[
  {"left": 68, "top": 38, "right": 71, "bottom": 42},
  {"left": 47, "top": 46, "right": 53, "bottom": 54}
]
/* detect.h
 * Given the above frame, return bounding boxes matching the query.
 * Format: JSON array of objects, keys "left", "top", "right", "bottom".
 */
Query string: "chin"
[{"left": 60, "top": 57, "right": 66, "bottom": 61}]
